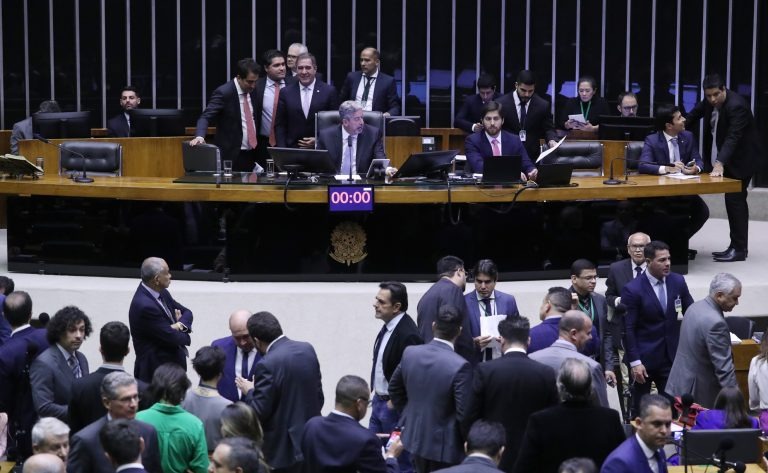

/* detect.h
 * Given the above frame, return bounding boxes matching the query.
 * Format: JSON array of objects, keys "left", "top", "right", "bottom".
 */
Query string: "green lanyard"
[
  {"left": 577, "top": 297, "right": 595, "bottom": 321},
  {"left": 580, "top": 100, "right": 592, "bottom": 121}
]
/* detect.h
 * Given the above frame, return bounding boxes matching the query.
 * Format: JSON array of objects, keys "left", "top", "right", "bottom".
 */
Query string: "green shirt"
[{"left": 136, "top": 402, "right": 208, "bottom": 473}]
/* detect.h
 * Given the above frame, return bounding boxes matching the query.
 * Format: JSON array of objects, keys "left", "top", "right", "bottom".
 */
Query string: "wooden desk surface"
[
  {"left": 669, "top": 465, "right": 764, "bottom": 472},
  {"left": 0, "top": 174, "right": 741, "bottom": 204}
]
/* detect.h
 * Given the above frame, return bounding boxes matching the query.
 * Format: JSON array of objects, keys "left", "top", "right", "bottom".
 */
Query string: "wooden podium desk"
[{"left": 734, "top": 339, "right": 761, "bottom": 407}]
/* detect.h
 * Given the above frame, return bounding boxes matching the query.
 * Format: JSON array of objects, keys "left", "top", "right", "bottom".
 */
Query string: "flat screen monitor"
[
  {"left": 598, "top": 115, "right": 655, "bottom": 141},
  {"left": 393, "top": 150, "right": 458, "bottom": 179},
  {"left": 130, "top": 109, "right": 186, "bottom": 137},
  {"left": 268, "top": 147, "right": 337, "bottom": 175},
  {"left": 681, "top": 428, "right": 761, "bottom": 465},
  {"left": 32, "top": 111, "right": 92, "bottom": 139}
]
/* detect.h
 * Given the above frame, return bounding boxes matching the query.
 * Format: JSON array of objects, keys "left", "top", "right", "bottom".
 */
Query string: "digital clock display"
[{"left": 327, "top": 185, "right": 374, "bottom": 212}]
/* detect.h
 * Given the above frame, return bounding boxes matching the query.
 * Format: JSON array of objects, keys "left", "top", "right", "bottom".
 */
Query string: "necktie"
[
  {"left": 670, "top": 137, "right": 680, "bottom": 163},
  {"left": 519, "top": 100, "right": 527, "bottom": 127},
  {"left": 361, "top": 76, "right": 374, "bottom": 104},
  {"left": 269, "top": 82, "right": 281, "bottom": 146},
  {"left": 491, "top": 138, "right": 501, "bottom": 156},
  {"left": 68, "top": 354, "right": 82, "bottom": 379},
  {"left": 242, "top": 93, "right": 258, "bottom": 149},
  {"left": 371, "top": 324, "right": 388, "bottom": 388},
  {"left": 302, "top": 86, "right": 312, "bottom": 118},
  {"left": 656, "top": 449, "right": 667, "bottom": 473},
  {"left": 657, "top": 280, "right": 667, "bottom": 310},
  {"left": 710, "top": 109, "right": 719, "bottom": 165},
  {"left": 635, "top": 266, "right": 643, "bottom": 278},
  {"left": 342, "top": 135, "right": 354, "bottom": 175},
  {"left": 158, "top": 296, "right": 175, "bottom": 323},
  {"left": 241, "top": 349, "right": 251, "bottom": 379},
  {"left": 481, "top": 298, "right": 493, "bottom": 361}
]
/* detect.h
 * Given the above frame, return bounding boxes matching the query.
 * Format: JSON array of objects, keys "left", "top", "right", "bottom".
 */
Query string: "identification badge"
[
  {"left": 674, "top": 296, "right": 683, "bottom": 315},
  {"left": 519, "top": 129, "right": 527, "bottom": 142}
]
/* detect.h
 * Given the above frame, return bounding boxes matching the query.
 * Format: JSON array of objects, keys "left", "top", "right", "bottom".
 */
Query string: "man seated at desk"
[
  {"left": 316, "top": 100, "right": 386, "bottom": 176},
  {"left": 464, "top": 101, "right": 537, "bottom": 181}
]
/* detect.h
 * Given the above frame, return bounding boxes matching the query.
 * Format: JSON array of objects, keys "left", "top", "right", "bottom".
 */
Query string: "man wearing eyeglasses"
[
  {"left": 67, "top": 371, "right": 162, "bottom": 473},
  {"left": 190, "top": 58, "right": 264, "bottom": 172},
  {"left": 616, "top": 91, "right": 639, "bottom": 117},
  {"left": 301, "top": 375, "right": 403, "bottom": 472}
]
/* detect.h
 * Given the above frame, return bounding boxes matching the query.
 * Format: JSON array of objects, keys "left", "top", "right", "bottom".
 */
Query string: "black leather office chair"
[
  {"left": 59, "top": 141, "right": 122, "bottom": 176},
  {"left": 540, "top": 141, "right": 603, "bottom": 176},
  {"left": 726, "top": 316, "right": 754, "bottom": 340},
  {"left": 315, "top": 111, "right": 386, "bottom": 144},
  {"left": 624, "top": 141, "right": 644, "bottom": 171},
  {"left": 386, "top": 117, "right": 420, "bottom": 136}
]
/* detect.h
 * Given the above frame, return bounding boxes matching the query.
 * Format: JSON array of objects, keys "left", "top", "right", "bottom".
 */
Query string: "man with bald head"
[
  {"left": 128, "top": 257, "right": 194, "bottom": 383},
  {"left": 339, "top": 47, "right": 400, "bottom": 116},
  {"left": 23, "top": 453, "right": 65, "bottom": 473},
  {"left": 529, "top": 311, "right": 611, "bottom": 407},
  {"left": 212, "top": 309, "right": 260, "bottom": 402}
]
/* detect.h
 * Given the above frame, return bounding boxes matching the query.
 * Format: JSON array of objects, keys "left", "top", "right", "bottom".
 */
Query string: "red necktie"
[
  {"left": 242, "top": 93, "right": 258, "bottom": 149},
  {"left": 269, "top": 82, "right": 281, "bottom": 146}
]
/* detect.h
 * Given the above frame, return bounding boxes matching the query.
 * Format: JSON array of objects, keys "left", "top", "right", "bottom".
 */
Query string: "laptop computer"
[
  {"left": 482, "top": 155, "right": 523, "bottom": 184},
  {"left": 182, "top": 141, "right": 220, "bottom": 175},
  {"left": 681, "top": 428, "right": 761, "bottom": 465},
  {"left": 535, "top": 163, "right": 575, "bottom": 188}
]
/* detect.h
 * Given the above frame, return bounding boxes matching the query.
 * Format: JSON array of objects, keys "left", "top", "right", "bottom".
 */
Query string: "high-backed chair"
[
  {"left": 624, "top": 141, "right": 645, "bottom": 171},
  {"left": 540, "top": 141, "right": 603, "bottom": 176},
  {"left": 726, "top": 316, "right": 754, "bottom": 340},
  {"left": 315, "top": 111, "right": 386, "bottom": 146},
  {"left": 386, "top": 116, "right": 420, "bottom": 136},
  {"left": 59, "top": 141, "right": 122, "bottom": 176}
]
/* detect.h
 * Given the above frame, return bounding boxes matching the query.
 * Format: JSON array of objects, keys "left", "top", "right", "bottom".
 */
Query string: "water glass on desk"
[
  {"left": 223, "top": 160, "right": 233, "bottom": 177},
  {"left": 36, "top": 157, "right": 45, "bottom": 176}
]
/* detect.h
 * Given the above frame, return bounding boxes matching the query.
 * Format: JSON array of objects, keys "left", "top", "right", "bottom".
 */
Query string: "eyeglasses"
[
  {"left": 357, "top": 397, "right": 373, "bottom": 407},
  {"left": 628, "top": 245, "right": 646, "bottom": 251},
  {"left": 114, "top": 394, "right": 140, "bottom": 404}
]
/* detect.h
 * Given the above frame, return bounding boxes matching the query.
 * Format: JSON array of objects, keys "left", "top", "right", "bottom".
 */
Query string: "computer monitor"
[
  {"left": 32, "top": 111, "right": 92, "bottom": 139},
  {"left": 598, "top": 115, "right": 655, "bottom": 141},
  {"left": 268, "top": 147, "right": 337, "bottom": 176},
  {"left": 681, "top": 428, "right": 761, "bottom": 465},
  {"left": 130, "top": 109, "right": 186, "bottom": 137},
  {"left": 393, "top": 150, "right": 458, "bottom": 179}
]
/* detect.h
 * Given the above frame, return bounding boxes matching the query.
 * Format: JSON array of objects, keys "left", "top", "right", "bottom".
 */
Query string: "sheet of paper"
[
  {"left": 568, "top": 113, "right": 587, "bottom": 124},
  {"left": 334, "top": 174, "right": 362, "bottom": 181},
  {"left": 536, "top": 136, "right": 567, "bottom": 163},
  {"left": 664, "top": 173, "right": 700, "bottom": 180},
  {"left": 480, "top": 314, "right": 506, "bottom": 352}
]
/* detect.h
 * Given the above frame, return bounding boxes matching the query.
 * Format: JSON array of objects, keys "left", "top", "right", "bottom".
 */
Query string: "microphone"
[
  {"left": 347, "top": 135, "right": 354, "bottom": 183},
  {"left": 603, "top": 157, "right": 643, "bottom": 185},
  {"left": 34, "top": 134, "right": 93, "bottom": 183},
  {"left": 679, "top": 393, "right": 695, "bottom": 428},
  {"left": 711, "top": 438, "right": 737, "bottom": 473}
]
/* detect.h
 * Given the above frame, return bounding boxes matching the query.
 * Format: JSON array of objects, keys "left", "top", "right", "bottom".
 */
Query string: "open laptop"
[
  {"left": 482, "top": 155, "right": 523, "bottom": 184},
  {"left": 535, "top": 163, "right": 575, "bottom": 188},
  {"left": 681, "top": 428, "right": 761, "bottom": 465},
  {"left": 182, "top": 141, "right": 220, "bottom": 175}
]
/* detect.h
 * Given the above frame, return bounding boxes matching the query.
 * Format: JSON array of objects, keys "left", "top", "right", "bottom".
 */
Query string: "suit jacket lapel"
[
  {"left": 356, "top": 127, "right": 372, "bottom": 170},
  {"left": 330, "top": 127, "right": 344, "bottom": 170}
]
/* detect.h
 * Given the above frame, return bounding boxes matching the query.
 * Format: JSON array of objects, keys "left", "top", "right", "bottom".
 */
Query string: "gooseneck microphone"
[
  {"left": 603, "top": 157, "right": 643, "bottom": 185},
  {"left": 347, "top": 135, "right": 354, "bottom": 183},
  {"left": 34, "top": 134, "right": 93, "bottom": 183}
]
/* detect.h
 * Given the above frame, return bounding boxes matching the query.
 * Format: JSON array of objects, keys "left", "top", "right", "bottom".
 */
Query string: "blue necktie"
[
  {"left": 241, "top": 349, "right": 250, "bottom": 379},
  {"left": 670, "top": 137, "right": 680, "bottom": 163},
  {"left": 371, "top": 325, "right": 388, "bottom": 389}
]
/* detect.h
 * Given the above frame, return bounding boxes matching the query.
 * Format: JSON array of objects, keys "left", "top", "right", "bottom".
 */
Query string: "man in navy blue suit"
[
  {"left": 464, "top": 259, "right": 519, "bottom": 362},
  {"left": 339, "top": 47, "right": 400, "bottom": 116},
  {"left": 301, "top": 375, "right": 402, "bottom": 472},
  {"left": 107, "top": 86, "right": 141, "bottom": 137},
  {"left": 528, "top": 287, "right": 571, "bottom": 355},
  {"left": 464, "top": 101, "right": 537, "bottom": 180},
  {"left": 211, "top": 309, "right": 261, "bottom": 402},
  {"left": 99, "top": 419, "right": 151, "bottom": 473},
  {"left": 621, "top": 240, "right": 693, "bottom": 415},
  {"left": 128, "top": 257, "right": 193, "bottom": 383},
  {"left": 0, "top": 275, "right": 15, "bottom": 344},
  {"left": 0, "top": 291, "right": 49, "bottom": 460},
  {"left": 601, "top": 394, "right": 672, "bottom": 473},
  {"left": 275, "top": 53, "right": 338, "bottom": 149},
  {"left": 316, "top": 101, "right": 386, "bottom": 176},
  {"left": 639, "top": 104, "right": 709, "bottom": 242},
  {"left": 454, "top": 74, "right": 500, "bottom": 134},
  {"left": 210, "top": 437, "right": 265, "bottom": 473},
  {"left": 433, "top": 421, "right": 507, "bottom": 473}
]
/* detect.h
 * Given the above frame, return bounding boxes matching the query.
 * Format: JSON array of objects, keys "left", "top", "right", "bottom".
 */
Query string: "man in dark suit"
[
  {"left": 464, "top": 101, "right": 537, "bottom": 180},
  {"left": 276, "top": 52, "right": 338, "bottom": 149},
  {"left": 190, "top": 58, "right": 263, "bottom": 171},
  {"left": 252, "top": 49, "right": 296, "bottom": 164},
  {"left": 416, "top": 255, "right": 475, "bottom": 365},
  {"left": 0, "top": 291, "right": 50, "bottom": 461},
  {"left": 67, "top": 372, "right": 162, "bottom": 473},
  {"left": 210, "top": 437, "right": 265, "bottom": 473},
  {"left": 370, "top": 281, "right": 422, "bottom": 473},
  {"left": 339, "top": 47, "right": 400, "bottom": 116},
  {"left": 236, "top": 311, "right": 324, "bottom": 473},
  {"left": 0, "top": 275, "right": 15, "bottom": 343},
  {"left": 454, "top": 74, "right": 501, "bottom": 134},
  {"left": 30, "top": 417, "right": 70, "bottom": 462},
  {"left": 569, "top": 259, "right": 612, "bottom": 375},
  {"left": 686, "top": 74, "right": 764, "bottom": 262},
  {"left": 106, "top": 86, "right": 141, "bottom": 137},
  {"left": 68, "top": 321, "right": 150, "bottom": 433},
  {"left": 512, "top": 358, "right": 626, "bottom": 473},
  {"left": 316, "top": 100, "right": 386, "bottom": 175},
  {"left": 30, "top": 306, "right": 92, "bottom": 422},
  {"left": 665, "top": 273, "right": 740, "bottom": 408},
  {"left": 496, "top": 70, "right": 558, "bottom": 161},
  {"left": 433, "top": 421, "right": 506, "bottom": 473},
  {"left": 639, "top": 104, "right": 709, "bottom": 242},
  {"left": 464, "top": 259, "right": 519, "bottom": 362},
  {"left": 301, "top": 375, "right": 402, "bottom": 472},
  {"left": 465, "top": 317, "right": 558, "bottom": 472},
  {"left": 601, "top": 394, "right": 672, "bottom": 473},
  {"left": 211, "top": 309, "right": 260, "bottom": 402},
  {"left": 99, "top": 419, "right": 153, "bottom": 473},
  {"left": 389, "top": 305, "right": 473, "bottom": 472},
  {"left": 527, "top": 287, "right": 571, "bottom": 355},
  {"left": 622, "top": 240, "right": 693, "bottom": 415},
  {"left": 128, "top": 257, "right": 193, "bottom": 383}
]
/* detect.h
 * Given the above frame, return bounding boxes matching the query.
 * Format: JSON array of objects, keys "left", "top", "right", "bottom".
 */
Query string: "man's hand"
[
  {"left": 189, "top": 136, "right": 205, "bottom": 146},
  {"left": 297, "top": 137, "right": 316, "bottom": 149},
  {"left": 385, "top": 166, "right": 398, "bottom": 177},
  {"left": 632, "top": 364, "right": 648, "bottom": 384},
  {"left": 711, "top": 161, "right": 724, "bottom": 177},
  {"left": 385, "top": 437, "right": 404, "bottom": 459},
  {"left": 235, "top": 375, "right": 254, "bottom": 395},
  {"left": 170, "top": 322, "right": 184, "bottom": 331},
  {"left": 605, "top": 370, "right": 617, "bottom": 387},
  {"left": 174, "top": 309, "right": 182, "bottom": 321},
  {"left": 527, "top": 168, "right": 539, "bottom": 181},
  {"left": 472, "top": 123, "right": 484, "bottom": 133},
  {"left": 581, "top": 122, "right": 598, "bottom": 133},
  {"left": 682, "top": 163, "right": 699, "bottom": 175},
  {"left": 383, "top": 112, "right": 391, "bottom": 118},
  {"left": 473, "top": 335, "right": 493, "bottom": 350},
  {"left": 547, "top": 140, "right": 558, "bottom": 148}
]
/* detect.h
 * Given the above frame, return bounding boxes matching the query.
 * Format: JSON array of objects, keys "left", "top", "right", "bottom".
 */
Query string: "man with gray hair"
[
  {"left": 316, "top": 100, "right": 386, "bottom": 176},
  {"left": 665, "top": 273, "right": 740, "bottom": 408},
  {"left": 67, "top": 371, "right": 162, "bottom": 472},
  {"left": 286, "top": 43, "right": 308, "bottom": 76},
  {"left": 10, "top": 100, "right": 61, "bottom": 155},
  {"left": 22, "top": 453, "right": 65, "bottom": 473},
  {"left": 31, "top": 417, "right": 70, "bottom": 462},
  {"left": 128, "top": 257, "right": 193, "bottom": 383}
]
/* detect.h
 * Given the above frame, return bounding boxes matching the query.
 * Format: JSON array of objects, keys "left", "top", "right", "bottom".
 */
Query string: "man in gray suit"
[
  {"left": 389, "top": 305, "right": 473, "bottom": 473},
  {"left": 665, "top": 273, "right": 740, "bottom": 408},
  {"left": 529, "top": 311, "right": 610, "bottom": 408},
  {"left": 316, "top": 100, "right": 386, "bottom": 176},
  {"left": 433, "top": 421, "right": 505, "bottom": 473},
  {"left": 30, "top": 306, "right": 93, "bottom": 422}
]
